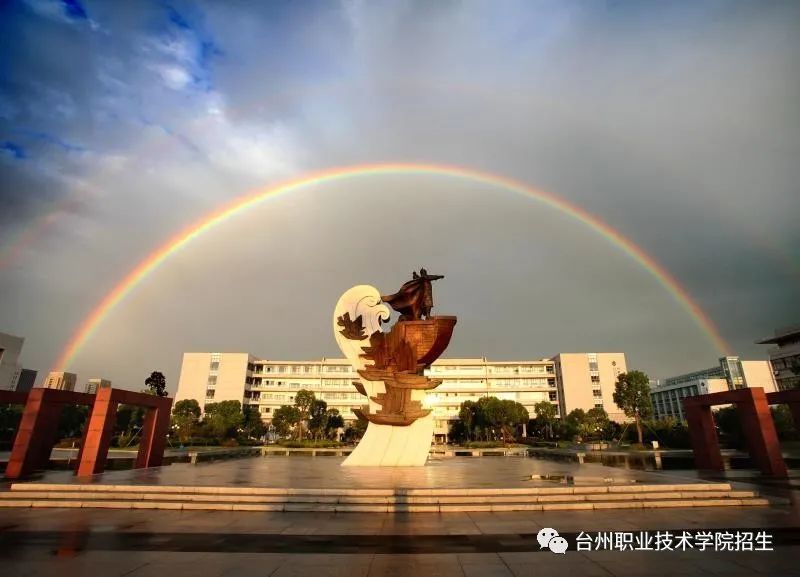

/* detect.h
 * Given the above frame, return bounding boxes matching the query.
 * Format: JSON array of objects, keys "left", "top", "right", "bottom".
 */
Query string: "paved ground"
[
  {"left": 8, "top": 455, "right": 715, "bottom": 489},
  {"left": 2, "top": 504, "right": 800, "bottom": 576},
  {"left": 3, "top": 457, "right": 800, "bottom": 576}
]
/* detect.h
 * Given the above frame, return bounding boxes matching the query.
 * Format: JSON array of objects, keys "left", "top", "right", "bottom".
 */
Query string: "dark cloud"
[{"left": 0, "top": 0, "right": 798, "bottom": 391}]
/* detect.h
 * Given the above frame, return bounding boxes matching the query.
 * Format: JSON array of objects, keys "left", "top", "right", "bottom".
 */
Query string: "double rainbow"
[{"left": 52, "top": 162, "right": 730, "bottom": 371}]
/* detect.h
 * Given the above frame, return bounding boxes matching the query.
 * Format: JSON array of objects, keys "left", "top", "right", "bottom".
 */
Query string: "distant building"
[
  {"left": 84, "top": 378, "right": 112, "bottom": 394},
  {"left": 551, "top": 353, "right": 628, "bottom": 422},
  {"left": 651, "top": 356, "right": 777, "bottom": 421},
  {"left": 176, "top": 351, "right": 629, "bottom": 441},
  {"left": 0, "top": 331, "right": 24, "bottom": 391},
  {"left": 757, "top": 324, "right": 800, "bottom": 391},
  {"left": 41, "top": 371, "right": 77, "bottom": 391},
  {"left": 15, "top": 368, "right": 37, "bottom": 392}
]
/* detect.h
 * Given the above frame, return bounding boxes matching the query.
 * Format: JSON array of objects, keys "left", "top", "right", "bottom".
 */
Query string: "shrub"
[
  {"left": 277, "top": 439, "right": 345, "bottom": 448},
  {"left": 54, "top": 437, "right": 82, "bottom": 449}
]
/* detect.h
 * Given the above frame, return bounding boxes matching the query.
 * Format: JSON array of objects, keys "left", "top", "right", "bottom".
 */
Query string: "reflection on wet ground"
[
  {"left": 11, "top": 455, "right": 707, "bottom": 489},
  {"left": 3, "top": 505, "right": 800, "bottom": 576}
]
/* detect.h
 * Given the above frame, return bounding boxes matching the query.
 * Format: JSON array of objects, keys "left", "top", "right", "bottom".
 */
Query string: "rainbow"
[{"left": 52, "top": 162, "right": 731, "bottom": 371}]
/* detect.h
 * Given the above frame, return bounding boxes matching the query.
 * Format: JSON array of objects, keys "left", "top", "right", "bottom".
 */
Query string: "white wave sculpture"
[{"left": 333, "top": 284, "right": 452, "bottom": 467}]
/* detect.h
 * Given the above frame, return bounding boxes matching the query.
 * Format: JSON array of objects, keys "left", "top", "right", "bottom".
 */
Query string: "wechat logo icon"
[{"left": 537, "top": 528, "right": 568, "bottom": 554}]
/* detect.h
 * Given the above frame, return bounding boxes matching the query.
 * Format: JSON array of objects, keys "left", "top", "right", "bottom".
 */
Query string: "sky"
[{"left": 1, "top": 0, "right": 798, "bottom": 393}]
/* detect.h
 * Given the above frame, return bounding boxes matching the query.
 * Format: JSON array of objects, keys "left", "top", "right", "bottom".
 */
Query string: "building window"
[
  {"left": 548, "top": 378, "right": 555, "bottom": 387},
  {"left": 591, "top": 375, "right": 600, "bottom": 383},
  {"left": 207, "top": 376, "right": 217, "bottom": 387},
  {"left": 205, "top": 389, "right": 215, "bottom": 399},
  {"left": 548, "top": 391, "right": 557, "bottom": 401},
  {"left": 261, "top": 407, "right": 271, "bottom": 413},
  {"left": 594, "top": 403, "right": 603, "bottom": 409},
  {"left": 210, "top": 361, "right": 219, "bottom": 371},
  {"left": 592, "top": 389, "right": 602, "bottom": 398}
]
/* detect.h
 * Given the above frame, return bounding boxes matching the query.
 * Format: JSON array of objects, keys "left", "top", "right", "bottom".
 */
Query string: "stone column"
[
  {"left": 737, "top": 388, "right": 787, "bottom": 477},
  {"left": 5, "top": 389, "right": 63, "bottom": 479},
  {"left": 135, "top": 401, "right": 171, "bottom": 468},
  {"left": 77, "top": 387, "right": 118, "bottom": 477},
  {"left": 684, "top": 400, "right": 724, "bottom": 471}
]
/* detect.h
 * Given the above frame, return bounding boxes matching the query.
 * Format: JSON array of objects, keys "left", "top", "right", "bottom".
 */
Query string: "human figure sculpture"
[{"left": 381, "top": 268, "right": 444, "bottom": 320}]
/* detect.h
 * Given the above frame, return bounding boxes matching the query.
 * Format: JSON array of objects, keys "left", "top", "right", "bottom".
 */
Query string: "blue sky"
[{"left": 0, "top": 0, "right": 798, "bottom": 390}]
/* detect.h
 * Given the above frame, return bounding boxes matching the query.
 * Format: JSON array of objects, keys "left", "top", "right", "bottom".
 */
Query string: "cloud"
[{"left": 0, "top": 0, "right": 798, "bottom": 390}]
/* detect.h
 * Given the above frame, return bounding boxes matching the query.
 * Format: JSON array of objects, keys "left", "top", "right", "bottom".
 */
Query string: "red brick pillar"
[
  {"left": 684, "top": 401, "right": 724, "bottom": 471},
  {"left": 76, "top": 387, "right": 118, "bottom": 477},
  {"left": 737, "top": 388, "right": 788, "bottom": 477},
  {"left": 5, "top": 389, "right": 63, "bottom": 479},
  {"left": 135, "top": 400, "right": 171, "bottom": 469}
]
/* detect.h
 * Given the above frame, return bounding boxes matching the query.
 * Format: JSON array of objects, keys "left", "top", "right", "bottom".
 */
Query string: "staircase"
[{"left": 0, "top": 482, "right": 786, "bottom": 512}]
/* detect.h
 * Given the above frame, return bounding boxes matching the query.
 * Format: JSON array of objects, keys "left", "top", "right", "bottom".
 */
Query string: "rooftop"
[{"left": 757, "top": 324, "right": 800, "bottom": 345}]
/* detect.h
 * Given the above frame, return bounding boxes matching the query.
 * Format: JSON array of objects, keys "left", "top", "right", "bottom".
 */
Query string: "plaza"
[{"left": 1, "top": 455, "right": 799, "bottom": 576}]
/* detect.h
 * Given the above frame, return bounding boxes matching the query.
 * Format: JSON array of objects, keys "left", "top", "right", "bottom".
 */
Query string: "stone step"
[
  {"left": 0, "top": 496, "right": 782, "bottom": 512},
  {"left": 0, "top": 489, "right": 761, "bottom": 505},
  {"left": 0, "top": 480, "right": 787, "bottom": 512},
  {"left": 8, "top": 482, "right": 734, "bottom": 496}
]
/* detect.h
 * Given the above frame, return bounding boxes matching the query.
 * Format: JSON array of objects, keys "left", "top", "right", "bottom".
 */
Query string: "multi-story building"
[
  {"left": 175, "top": 352, "right": 628, "bottom": 441},
  {"left": 41, "top": 371, "right": 77, "bottom": 391},
  {"left": 15, "top": 369, "right": 37, "bottom": 392},
  {"left": 84, "top": 378, "right": 112, "bottom": 394},
  {"left": 758, "top": 324, "right": 800, "bottom": 391},
  {"left": 651, "top": 356, "right": 777, "bottom": 421},
  {"left": 552, "top": 353, "right": 627, "bottom": 422},
  {"left": 0, "top": 331, "right": 25, "bottom": 391}
]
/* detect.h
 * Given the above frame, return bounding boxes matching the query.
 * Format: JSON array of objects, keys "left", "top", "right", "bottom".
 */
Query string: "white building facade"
[
  {"left": 758, "top": 325, "right": 800, "bottom": 391},
  {"left": 41, "top": 371, "right": 77, "bottom": 391},
  {"left": 0, "top": 331, "right": 25, "bottom": 392},
  {"left": 176, "top": 352, "right": 628, "bottom": 440},
  {"left": 651, "top": 356, "right": 778, "bottom": 421}
]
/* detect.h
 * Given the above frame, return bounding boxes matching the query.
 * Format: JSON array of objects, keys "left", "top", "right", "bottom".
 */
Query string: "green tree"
[
  {"left": 0, "top": 404, "right": 23, "bottom": 448},
  {"left": 584, "top": 407, "right": 610, "bottom": 440},
  {"left": 242, "top": 405, "right": 267, "bottom": 440},
  {"left": 294, "top": 389, "right": 316, "bottom": 440},
  {"left": 563, "top": 408, "right": 587, "bottom": 441},
  {"left": 326, "top": 409, "right": 345, "bottom": 439},
  {"left": 308, "top": 399, "right": 329, "bottom": 440},
  {"left": 476, "top": 397, "right": 528, "bottom": 444},
  {"left": 475, "top": 396, "right": 498, "bottom": 440},
  {"left": 499, "top": 399, "right": 529, "bottom": 444},
  {"left": 458, "top": 400, "right": 478, "bottom": 441},
  {"left": 272, "top": 405, "right": 301, "bottom": 438},
  {"left": 613, "top": 370, "right": 653, "bottom": 444},
  {"left": 713, "top": 406, "right": 744, "bottom": 449},
  {"left": 171, "top": 399, "right": 201, "bottom": 443},
  {"left": 771, "top": 405, "right": 798, "bottom": 441},
  {"left": 343, "top": 416, "right": 368, "bottom": 442},
  {"left": 533, "top": 401, "right": 557, "bottom": 439},
  {"left": 57, "top": 404, "right": 89, "bottom": 440},
  {"left": 144, "top": 371, "right": 168, "bottom": 397},
  {"left": 203, "top": 400, "right": 244, "bottom": 439}
]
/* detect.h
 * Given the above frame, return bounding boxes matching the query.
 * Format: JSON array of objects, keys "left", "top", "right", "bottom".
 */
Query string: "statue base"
[{"left": 341, "top": 414, "right": 434, "bottom": 467}]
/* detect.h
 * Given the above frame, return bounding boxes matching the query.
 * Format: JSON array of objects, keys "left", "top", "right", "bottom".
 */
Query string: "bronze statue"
[
  {"left": 334, "top": 273, "right": 457, "bottom": 433},
  {"left": 381, "top": 268, "right": 444, "bottom": 321}
]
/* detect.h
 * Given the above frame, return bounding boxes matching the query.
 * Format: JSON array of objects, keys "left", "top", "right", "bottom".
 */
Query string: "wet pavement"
[
  {"left": 3, "top": 505, "right": 800, "bottom": 576},
  {"left": 8, "top": 455, "right": 714, "bottom": 489},
  {"left": 3, "top": 457, "right": 800, "bottom": 575}
]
